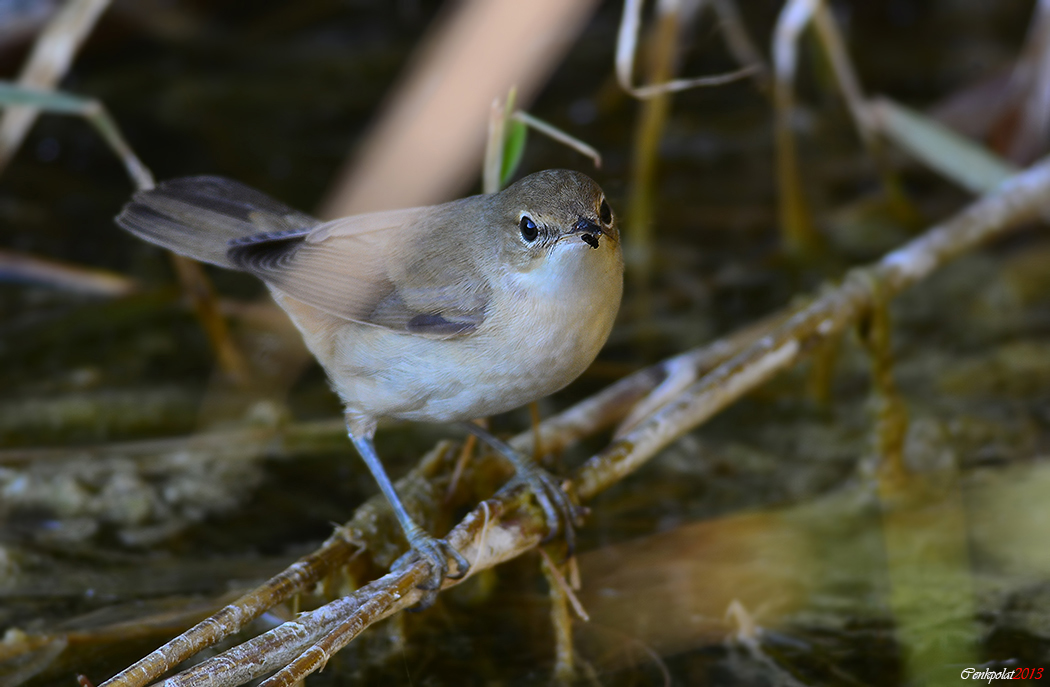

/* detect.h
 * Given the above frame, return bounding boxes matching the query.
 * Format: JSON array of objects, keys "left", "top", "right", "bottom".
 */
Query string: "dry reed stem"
[
  {"left": 1009, "top": 0, "right": 1050, "bottom": 163},
  {"left": 512, "top": 111, "right": 603, "bottom": 169},
  {"left": 173, "top": 493, "right": 538, "bottom": 687},
  {"left": 93, "top": 537, "right": 355, "bottom": 687},
  {"left": 615, "top": 0, "right": 758, "bottom": 99},
  {"left": 168, "top": 255, "right": 250, "bottom": 385},
  {"left": 575, "top": 156, "right": 1050, "bottom": 499},
  {"left": 319, "top": 0, "right": 600, "bottom": 217},
  {"left": 772, "top": 0, "right": 817, "bottom": 253},
  {"left": 101, "top": 155, "right": 1050, "bottom": 687},
  {"left": 540, "top": 549, "right": 582, "bottom": 684},
  {"left": 0, "top": 420, "right": 343, "bottom": 466},
  {"left": 0, "top": 0, "right": 110, "bottom": 170},
  {"left": 626, "top": 0, "right": 685, "bottom": 282},
  {"left": 709, "top": 0, "right": 769, "bottom": 89},
  {"left": 94, "top": 330, "right": 738, "bottom": 687},
  {"left": 810, "top": 2, "right": 873, "bottom": 144},
  {"left": 0, "top": 248, "right": 136, "bottom": 296}
]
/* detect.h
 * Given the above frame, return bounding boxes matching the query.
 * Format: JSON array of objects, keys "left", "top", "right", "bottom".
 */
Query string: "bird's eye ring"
[{"left": 519, "top": 215, "right": 538, "bottom": 242}]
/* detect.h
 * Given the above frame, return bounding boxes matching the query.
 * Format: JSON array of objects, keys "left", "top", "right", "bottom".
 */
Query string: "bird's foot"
[
  {"left": 393, "top": 530, "right": 469, "bottom": 609},
  {"left": 510, "top": 460, "right": 585, "bottom": 555},
  {"left": 458, "top": 421, "right": 586, "bottom": 557}
]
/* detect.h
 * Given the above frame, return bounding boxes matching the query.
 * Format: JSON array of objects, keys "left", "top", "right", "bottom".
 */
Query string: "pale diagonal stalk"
[
  {"left": 0, "top": 0, "right": 110, "bottom": 171},
  {"left": 0, "top": 84, "right": 153, "bottom": 190},
  {"left": 615, "top": 0, "right": 758, "bottom": 99},
  {"left": 709, "top": 0, "right": 769, "bottom": 90},
  {"left": 512, "top": 110, "right": 602, "bottom": 169},
  {"left": 1009, "top": 0, "right": 1050, "bottom": 163}
]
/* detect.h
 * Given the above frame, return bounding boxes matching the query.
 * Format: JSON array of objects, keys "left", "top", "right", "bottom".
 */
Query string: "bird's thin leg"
[
  {"left": 347, "top": 424, "right": 468, "bottom": 603},
  {"left": 459, "top": 421, "right": 581, "bottom": 554}
]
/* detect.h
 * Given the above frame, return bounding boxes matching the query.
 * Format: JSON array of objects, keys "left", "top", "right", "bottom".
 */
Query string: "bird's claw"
[
  {"left": 511, "top": 462, "right": 584, "bottom": 556},
  {"left": 394, "top": 533, "right": 469, "bottom": 609},
  {"left": 458, "top": 422, "right": 585, "bottom": 557}
]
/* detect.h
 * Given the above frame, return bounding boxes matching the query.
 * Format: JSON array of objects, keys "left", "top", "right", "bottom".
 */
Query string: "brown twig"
[
  {"left": 575, "top": 156, "right": 1050, "bottom": 499},
  {"left": 159, "top": 493, "right": 537, "bottom": 687},
  {"left": 95, "top": 363, "right": 674, "bottom": 687},
  {"left": 167, "top": 255, "right": 251, "bottom": 385},
  {"left": 539, "top": 548, "right": 584, "bottom": 684},
  {"left": 93, "top": 536, "right": 356, "bottom": 687},
  {"left": 93, "top": 332, "right": 722, "bottom": 687}
]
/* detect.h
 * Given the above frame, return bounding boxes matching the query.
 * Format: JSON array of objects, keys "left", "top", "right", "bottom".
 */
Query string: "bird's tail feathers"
[{"left": 115, "top": 176, "right": 319, "bottom": 269}]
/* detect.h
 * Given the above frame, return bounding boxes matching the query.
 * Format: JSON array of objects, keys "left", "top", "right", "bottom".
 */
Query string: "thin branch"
[
  {"left": 539, "top": 548, "right": 590, "bottom": 622},
  {"left": 574, "top": 155, "right": 1050, "bottom": 499},
  {"left": 540, "top": 548, "right": 583, "bottom": 683},
  {"left": 512, "top": 110, "right": 602, "bottom": 169},
  {"left": 615, "top": 0, "right": 759, "bottom": 99},
  {"left": 94, "top": 333, "right": 737, "bottom": 687},
  {"left": 167, "top": 254, "right": 249, "bottom": 384},
  {"left": 710, "top": 0, "right": 769, "bottom": 90}
]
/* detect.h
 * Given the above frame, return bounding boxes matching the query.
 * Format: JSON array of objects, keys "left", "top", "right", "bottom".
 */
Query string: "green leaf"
[
  {"left": 0, "top": 82, "right": 92, "bottom": 113},
  {"left": 870, "top": 97, "right": 1017, "bottom": 194},
  {"left": 0, "top": 81, "right": 154, "bottom": 189},
  {"left": 499, "top": 118, "right": 528, "bottom": 189}
]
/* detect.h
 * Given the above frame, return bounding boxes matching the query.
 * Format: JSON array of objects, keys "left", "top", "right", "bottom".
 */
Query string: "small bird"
[{"left": 116, "top": 169, "right": 623, "bottom": 596}]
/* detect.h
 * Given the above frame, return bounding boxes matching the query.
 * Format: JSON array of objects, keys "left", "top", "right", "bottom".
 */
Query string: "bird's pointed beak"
[{"left": 570, "top": 217, "right": 605, "bottom": 249}]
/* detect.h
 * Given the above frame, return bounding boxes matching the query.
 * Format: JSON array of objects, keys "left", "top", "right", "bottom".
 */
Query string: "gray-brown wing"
[{"left": 228, "top": 201, "right": 491, "bottom": 338}]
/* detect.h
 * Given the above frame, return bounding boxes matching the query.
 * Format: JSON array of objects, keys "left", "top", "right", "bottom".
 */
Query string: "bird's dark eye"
[
  {"left": 519, "top": 215, "right": 538, "bottom": 242},
  {"left": 599, "top": 198, "right": 612, "bottom": 226}
]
